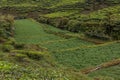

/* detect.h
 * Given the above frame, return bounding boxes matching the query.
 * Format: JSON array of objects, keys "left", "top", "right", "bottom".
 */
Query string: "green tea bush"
[
  {"left": 37, "top": 16, "right": 48, "bottom": 23},
  {"left": 66, "top": 20, "right": 81, "bottom": 32},
  {"left": 56, "top": 17, "right": 69, "bottom": 28}
]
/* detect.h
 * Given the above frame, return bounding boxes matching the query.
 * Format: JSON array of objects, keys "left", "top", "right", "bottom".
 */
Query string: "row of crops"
[
  {"left": 52, "top": 42, "right": 120, "bottom": 69},
  {"left": 40, "top": 38, "right": 93, "bottom": 51}
]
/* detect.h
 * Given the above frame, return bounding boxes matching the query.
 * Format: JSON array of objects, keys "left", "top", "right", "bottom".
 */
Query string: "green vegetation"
[
  {"left": 44, "top": 11, "right": 78, "bottom": 18},
  {"left": 41, "top": 38, "right": 93, "bottom": 51},
  {"left": 0, "top": 0, "right": 120, "bottom": 80},
  {"left": 14, "top": 19, "right": 94, "bottom": 51},
  {"left": 13, "top": 19, "right": 120, "bottom": 79},
  {"left": 52, "top": 42, "right": 120, "bottom": 69},
  {"left": 14, "top": 19, "right": 63, "bottom": 44}
]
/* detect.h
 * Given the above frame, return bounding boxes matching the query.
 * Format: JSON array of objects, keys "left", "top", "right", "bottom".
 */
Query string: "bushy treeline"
[
  {"left": 36, "top": 15, "right": 120, "bottom": 40},
  {"left": 0, "top": 15, "right": 14, "bottom": 42},
  {"left": 0, "top": 0, "right": 119, "bottom": 41}
]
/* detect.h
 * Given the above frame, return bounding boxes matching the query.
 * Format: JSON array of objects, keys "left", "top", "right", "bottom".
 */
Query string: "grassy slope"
[
  {"left": 14, "top": 19, "right": 93, "bottom": 45},
  {"left": 14, "top": 19, "right": 64, "bottom": 44}
]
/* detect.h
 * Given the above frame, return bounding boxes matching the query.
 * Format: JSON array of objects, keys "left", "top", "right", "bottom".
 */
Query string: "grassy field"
[{"left": 14, "top": 19, "right": 64, "bottom": 44}]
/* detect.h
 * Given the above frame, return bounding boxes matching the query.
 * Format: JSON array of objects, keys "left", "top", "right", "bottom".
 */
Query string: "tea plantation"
[{"left": 0, "top": 0, "right": 120, "bottom": 80}]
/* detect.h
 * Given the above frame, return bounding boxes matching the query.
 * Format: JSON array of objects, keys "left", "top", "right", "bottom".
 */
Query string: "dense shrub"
[
  {"left": 37, "top": 16, "right": 49, "bottom": 23},
  {"left": 66, "top": 20, "right": 81, "bottom": 32},
  {"left": 80, "top": 20, "right": 110, "bottom": 40},
  {"left": 47, "top": 17, "right": 69, "bottom": 28},
  {"left": 105, "top": 21, "right": 120, "bottom": 40},
  {"left": 56, "top": 17, "right": 69, "bottom": 28}
]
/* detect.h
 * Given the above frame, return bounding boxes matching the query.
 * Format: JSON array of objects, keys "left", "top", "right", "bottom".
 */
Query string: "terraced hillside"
[
  {"left": 0, "top": 0, "right": 120, "bottom": 80},
  {"left": 14, "top": 19, "right": 120, "bottom": 80}
]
